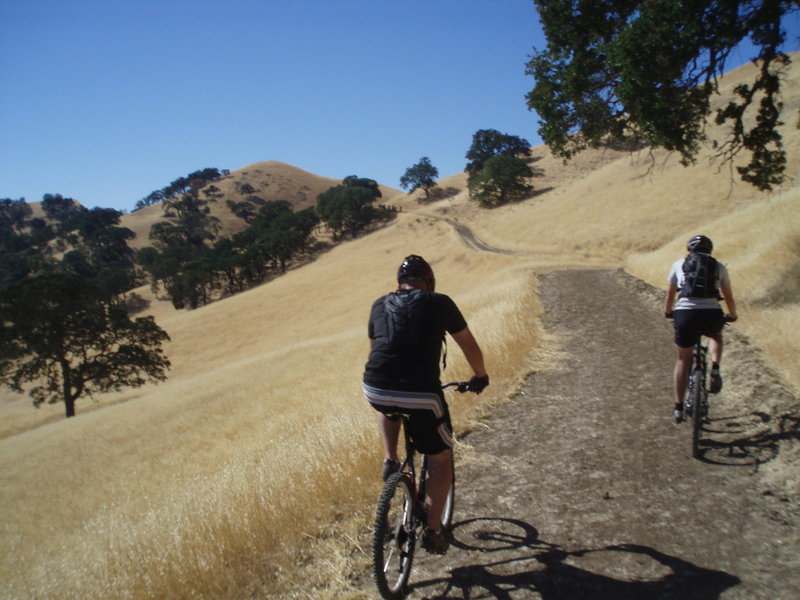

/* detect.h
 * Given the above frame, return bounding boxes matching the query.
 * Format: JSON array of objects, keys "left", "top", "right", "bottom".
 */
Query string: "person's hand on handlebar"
[{"left": 468, "top": 375, "right": 489, "bottom": 394}]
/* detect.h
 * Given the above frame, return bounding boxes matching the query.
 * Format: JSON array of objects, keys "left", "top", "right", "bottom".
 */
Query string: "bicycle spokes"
[{"left": 374, "top": 474, "right": 416, "bottom": 599}]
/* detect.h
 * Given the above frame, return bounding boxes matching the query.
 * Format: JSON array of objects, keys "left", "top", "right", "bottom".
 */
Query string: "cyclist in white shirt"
[{"left": 664, "top": 235, "right": 738, "bottom": 422}]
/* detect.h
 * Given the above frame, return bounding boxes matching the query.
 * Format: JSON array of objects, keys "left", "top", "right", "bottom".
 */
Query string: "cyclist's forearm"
[
  {"left": 720, "top": 284, "right": 737, "bottom": 319},
  {"left": 464, "top": 348, "right": 487, "bottom": 378},
  {"left": 664, "top": 283, "right": 678, "bottom": 314},
  {"left": 451, "top": 328, "right": 487, "bottom": 377}
]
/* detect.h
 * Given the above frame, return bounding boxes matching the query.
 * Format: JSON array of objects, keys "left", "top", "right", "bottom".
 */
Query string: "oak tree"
[
  {"left": 526, "top": 0, "right": 799, "bottom": 190},
  {"left": 0, "top": 272, "right": 170, "bottom": 417},
  {"left": 400, "top": 157, "right": 440, "bottom": 202}
]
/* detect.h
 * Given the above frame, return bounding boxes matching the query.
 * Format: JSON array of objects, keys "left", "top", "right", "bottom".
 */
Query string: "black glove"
[
  {"left": 468, "top": 375, "right": 489, "bottom": 394},
  {"left": 665, "top": 312, "right": 674, "bottom": 319}
]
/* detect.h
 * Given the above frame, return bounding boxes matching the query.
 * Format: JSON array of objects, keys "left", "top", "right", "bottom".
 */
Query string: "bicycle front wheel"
[
  {"left": 373, "top": 473, "right": 416, "bottom": 600},
  {"left": 440, "top": 454, "right": 455, "bottom": 531},
  {"left": 690, "top": 369, "right": 705, "bottom": 459}
]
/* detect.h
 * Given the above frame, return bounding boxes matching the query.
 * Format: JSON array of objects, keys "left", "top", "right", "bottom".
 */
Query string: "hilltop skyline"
[{"left": 2, "top": 1, "right": 798, "bottom": 212}]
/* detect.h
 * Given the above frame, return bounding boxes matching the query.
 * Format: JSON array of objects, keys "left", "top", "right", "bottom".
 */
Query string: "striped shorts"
[{"left": 362, "top": 383, "right": 453, "bottom": 454}]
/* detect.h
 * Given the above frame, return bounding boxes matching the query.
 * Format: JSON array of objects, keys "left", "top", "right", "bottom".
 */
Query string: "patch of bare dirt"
[{"left": 354, "top": 269, "right": 799, "bottom": 599}]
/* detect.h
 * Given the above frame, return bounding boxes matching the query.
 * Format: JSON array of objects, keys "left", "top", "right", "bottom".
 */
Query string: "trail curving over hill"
[
  {"left": 424, "top": 215, "right": 617, "bottom": 267},
  {"left": 433, "top": 216, "right": 530, "bottom": 256},
  {"left": 354, "top": 269, "right": 799, "bottom": 599}
]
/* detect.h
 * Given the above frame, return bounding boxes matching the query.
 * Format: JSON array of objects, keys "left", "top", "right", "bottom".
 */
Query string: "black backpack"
[
  {"left": 382, "top": 289, "right": 431, "bottom": 348},
  {"left": 680, "top": 252, "right": 720, "bottom": 299}
]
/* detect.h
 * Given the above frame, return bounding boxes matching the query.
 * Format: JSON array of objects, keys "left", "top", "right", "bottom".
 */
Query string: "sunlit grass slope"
[
  {"left": 1, "top": 55, "right": 799, "bottom": 599},
  {"left": 416, "top": 56, "right": 800, "bottom": 393},
  {"left": 0, "top": 212, "right": 546, "bottom": 599}
]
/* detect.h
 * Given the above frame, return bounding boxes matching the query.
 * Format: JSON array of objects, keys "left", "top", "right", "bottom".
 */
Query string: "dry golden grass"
[
  {"left": 0, "top": 213, "right": 546, "bottom": 599},
  {"left": 1, "top": 56, "right": 799, "bottom": 599}
]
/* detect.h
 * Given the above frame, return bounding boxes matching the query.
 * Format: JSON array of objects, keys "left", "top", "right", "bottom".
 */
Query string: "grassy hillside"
[
  {"left": 1, "top": 56, "right": 798, "bottom": 599},
  {"left": 122, "top": 161, "right": 403, "bottom": 250}
]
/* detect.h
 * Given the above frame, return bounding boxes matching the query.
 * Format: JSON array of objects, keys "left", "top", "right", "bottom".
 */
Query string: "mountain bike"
[
  {"left": 683, "top": 339, "right": 709, "bottom": 459},
  {"left": 372, "top": 381, "right": 471, "bottom": 600},
  {"left": 681, "top": 316, "right": 734, "bottom": 459}
]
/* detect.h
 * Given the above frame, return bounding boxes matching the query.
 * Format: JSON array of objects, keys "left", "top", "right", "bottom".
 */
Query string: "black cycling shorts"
[
  {"left": 362, "top": 383, "right": 453, "bottom": 455},
  {"left": 673, "top": 309, "right": 725, "bottom": 348}
]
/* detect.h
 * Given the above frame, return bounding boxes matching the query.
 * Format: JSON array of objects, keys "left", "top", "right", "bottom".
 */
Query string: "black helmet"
[
  {"left": 397, "top": 255, "right": 435, "bottom": 290},
  {"left": 687, "top": 235, "right": 713, "bottom": 254}
]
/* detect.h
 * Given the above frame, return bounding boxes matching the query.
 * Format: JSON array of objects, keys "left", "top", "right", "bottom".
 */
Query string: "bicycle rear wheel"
[
  {"left": 690, "top": 369, "right": 705, "bottom": 459},
  {"left": 373, "top": 473, "right": 416, "bottom": 600}
]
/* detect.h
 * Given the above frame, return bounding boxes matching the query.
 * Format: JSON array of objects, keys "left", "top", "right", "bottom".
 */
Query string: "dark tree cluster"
[
  {"left": 1, "top": 194, "right": 140, "bottom": 295},
  {"left": 139, "top": 197, "right": 319, "bottom": 309},
  {"left": 465, "top": 130, "right": 532, "bottom": 175},
  {"left": 138, "top": 172, "right": 391, "bottom": 309},
  {"left": 1, "top": 169, "right": 393, "bottom": 417},
  {"left": 1, "top": 195, "right": 169, "bottom": 418},
  {"left": 465, "top": 129, "right": 535, "bottom": 207},
  {"left": 134, "top": 167, "right": 229, "bottom": 211},
  {"left": 315, "top": 175, "right": 390, "bottom": 239}
]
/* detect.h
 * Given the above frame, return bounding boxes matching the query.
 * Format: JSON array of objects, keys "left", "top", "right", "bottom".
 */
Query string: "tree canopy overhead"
[{"left": 526, "top": 0, "right": 799, "bottom": 191}]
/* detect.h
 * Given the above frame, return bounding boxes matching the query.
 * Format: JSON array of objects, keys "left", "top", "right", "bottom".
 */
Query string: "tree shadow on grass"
[
  {"left": 424, "top": 186, "right": 462, "bottom": 203},
  {"left": 413, "top": 517, "right": 740, "bottom": 600}
]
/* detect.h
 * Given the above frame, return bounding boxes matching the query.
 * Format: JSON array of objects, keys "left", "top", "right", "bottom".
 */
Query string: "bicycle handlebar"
[{"left": 442, "top": 381, "right": 473, "bottom": 393}]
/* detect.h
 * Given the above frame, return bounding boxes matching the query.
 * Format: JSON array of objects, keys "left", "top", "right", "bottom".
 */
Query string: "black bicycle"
[
  {"left": 372, "top": 381, "right": 470, "bottom": 600},
  {"left": 681, "top": 315, "right": 734, "bottom": 459}
]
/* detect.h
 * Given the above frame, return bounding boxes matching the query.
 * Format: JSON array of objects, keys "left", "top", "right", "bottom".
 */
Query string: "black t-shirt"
[{"left": 363, "top": 290, "right": 468, "bottom": 392}]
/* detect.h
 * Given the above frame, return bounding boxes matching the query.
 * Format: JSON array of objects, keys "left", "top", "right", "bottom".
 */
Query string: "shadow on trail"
[
  {"left": 696, "top": 410, "right": 800, "bottom": 471},
  {"left": 414, "top": 517, "right": 740, "bottom": 600}
]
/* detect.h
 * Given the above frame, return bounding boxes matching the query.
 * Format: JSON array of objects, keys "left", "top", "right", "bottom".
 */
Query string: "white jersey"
[{"left": 668, "top": 257, "right": 730, "bottom": 310}]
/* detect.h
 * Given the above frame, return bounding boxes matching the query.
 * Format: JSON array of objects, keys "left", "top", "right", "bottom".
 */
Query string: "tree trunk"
[{"left": 60, "top": 359, "right": 77, "bottom": 418}]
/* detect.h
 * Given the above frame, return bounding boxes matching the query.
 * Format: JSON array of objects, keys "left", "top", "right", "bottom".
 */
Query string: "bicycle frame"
[
  {"left": 391, "top": 380, "right": 468, "bottom": 520},
  {"left": 397, "top": 418, "right": 426, "bottom": 522},
  {"left": 372, "top": 382, "right": 466, "bottom": 599}
]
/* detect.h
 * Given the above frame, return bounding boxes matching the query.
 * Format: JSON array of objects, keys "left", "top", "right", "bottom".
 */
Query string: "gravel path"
[{"left": 376, "top": 269, "right": 800, "bottom": 600}]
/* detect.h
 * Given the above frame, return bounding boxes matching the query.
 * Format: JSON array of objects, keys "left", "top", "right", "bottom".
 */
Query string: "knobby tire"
[
  {"left": 690, "top": 369, "right": 705, "bottom": 459},
  {"left": 373, "top": 473, "right": 416, "bottom": 600}
]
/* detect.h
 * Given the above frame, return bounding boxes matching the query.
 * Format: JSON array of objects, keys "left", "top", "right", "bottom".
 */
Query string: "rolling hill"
[
  {"left": 0, "top": 54, "right": 798, "bottom": 599},
  {"left": 121, "top": 160, "right": 404, "bottom": 250}
]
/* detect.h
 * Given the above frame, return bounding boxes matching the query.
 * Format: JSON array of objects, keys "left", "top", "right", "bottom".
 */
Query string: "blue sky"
[{"left": 2, "top": 1, "right": 799, "bottom": 212}]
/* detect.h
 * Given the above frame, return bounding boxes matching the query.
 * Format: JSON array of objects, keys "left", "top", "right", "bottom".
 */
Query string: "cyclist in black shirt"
[{"left": 363, "top": 255, "right": 488, "bottom": 554}]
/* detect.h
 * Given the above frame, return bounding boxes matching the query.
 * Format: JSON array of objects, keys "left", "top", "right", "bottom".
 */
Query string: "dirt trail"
[{"left": 356, "top": 269, "right": 799, "bottom": 599}]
